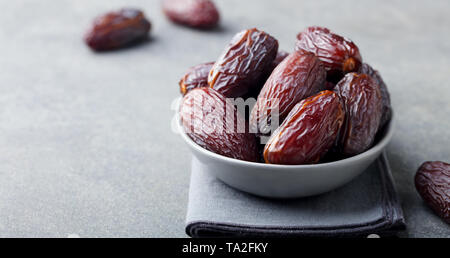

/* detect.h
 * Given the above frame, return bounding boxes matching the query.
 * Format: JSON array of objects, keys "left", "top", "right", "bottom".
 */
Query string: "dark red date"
[
  {"left": 264, "top": 90, "right": 344, "bottom": 165},
  {"left": 84, "top": 8, "right": 151, "bottom": 51},
  {"left": 162, "top": 0, "right": 219, "bottom": 28},
  {"left": 415, "top": 161, "right": 450, "bottom": 224},
  {"left": 179, "top": 88, "right": 259, "bottom": 162},
  {"left": 359, "top": 63, "right": 392, "bottom": 129},
  {"left": 250, "top": 50, "right": 326, "bottom": 135},
  {"left": 208, "top": 28, "right": 278, "bottom": 98},
  {"left": 242, "top": 50, "right": 290, "bottom": 100},
  {"left": 179, "top": 62, "right": 214, "bottom": 95},
  {"left": 334, "top": 73, "right": 383, "bottom": 156},
  {"left": 295, "top": 26, "right": 362, "bottom": 82}
]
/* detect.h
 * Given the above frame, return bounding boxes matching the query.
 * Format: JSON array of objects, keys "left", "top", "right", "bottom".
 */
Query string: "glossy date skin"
[
  {"left": 241, "top": 50, "right": 290, "bottom": 100},
  {"left": 415, "top": 161, "right": 450, "bottom": 224},
  {"left": 250, "top": 50, "right": 326, "bottom": 135},
  {"left": 295, "top": 26, "right": 362, "bottom": 82},
  {"left": 359, "top": 63, "right": 392, "bottom": 129},
  {"left": 162, "top": 0, "right": 219, "bottom": 28},
  {"left": 264, "top": 91, "right": 344, "bottom": 165},
  {"left": 208, "top": 28, "right": 278, "bottom": 98},
  {"left": 179, "top": 88, "right": 259, "bottom": 162},
  {"left": 179, "top": 62, "right": 214, "bottom": 95},
  {"left": 334, "top": 73, "right": 382, "bottom": 156},
  {"left": 84, "top": 8, "right": 151, "bottom": 51}
]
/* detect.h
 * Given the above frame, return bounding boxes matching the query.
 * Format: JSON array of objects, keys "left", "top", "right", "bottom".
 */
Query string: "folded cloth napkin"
[{"left": 185, "top": 152, "right": 405, "bottom": 237}]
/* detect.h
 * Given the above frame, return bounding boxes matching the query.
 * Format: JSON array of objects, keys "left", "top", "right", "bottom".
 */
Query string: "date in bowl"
[{"left": 178, "top": 114, "right": 395, "bottom": 198}]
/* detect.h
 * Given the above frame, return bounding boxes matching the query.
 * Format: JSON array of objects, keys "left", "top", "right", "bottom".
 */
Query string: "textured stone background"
[{"left": 0, "top": 0, "right": 448, "bottom": 237}]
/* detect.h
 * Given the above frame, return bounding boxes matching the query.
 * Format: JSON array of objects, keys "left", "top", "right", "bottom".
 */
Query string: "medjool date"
[
  {"left": 250, "top": 50, "right": 326, "bottom": 135},
  {"left": 84, "top": 8, "right": 151, "bottom": 51},
  {"left": 208, "top": 28, "right": 278, "bottom": 98},
  {"left": 295, "top": 26, "right": 362, "bottom": 82},
  {"left": 334, "top": 73, "right": 382, "bottom": 156},
  {"left": 179, "top": 87, "right": 259, "bottom": 162},
  {"left": 162, "top": 0, "right": 219, "bottom": 28},
  {"left": 243, "top": 50, "right": 290, "bottom": 100},
  {"left": 263, "top": 90, "right": 344, "bottom": 165},
  {"left": 179, "top": 62, "right": 214, "bottom": 95},
  {"left": 359, "top": 63, "right": 392, "bottom": 129},
  {"left": 415, "top": 161, "right": 450, "bottom": 224}
]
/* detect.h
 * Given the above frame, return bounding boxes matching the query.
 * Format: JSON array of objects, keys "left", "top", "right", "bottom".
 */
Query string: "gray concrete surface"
[{"left": 0, "top": 0, "right": 448, "bottom": 237}]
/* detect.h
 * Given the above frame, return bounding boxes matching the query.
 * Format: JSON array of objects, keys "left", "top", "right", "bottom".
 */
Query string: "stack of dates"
[{"left": 179, "top": 26, "right": 391, "bottom": 165}]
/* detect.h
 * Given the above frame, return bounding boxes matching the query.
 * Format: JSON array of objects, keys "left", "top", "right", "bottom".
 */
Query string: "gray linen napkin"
[{"left": 185, "top": 152, "right": 405, "bottom": 237}]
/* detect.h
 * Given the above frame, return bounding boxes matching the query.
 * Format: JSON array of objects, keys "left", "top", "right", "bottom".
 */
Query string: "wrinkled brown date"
[
  {"left": 179, "top": 62, "right": 214, "bottom": 95},
  {"left": 334, "top": 73, "right": 382, "bottom": 156},
  {"left": 359, "top": 63, "right": 392, "bottom": 129},
  {"left": 84, "top": 8, "right": 151, "bottom": 51},
  {"left": 295, "top": 26, "right": 362, "bottom": 82},
  {"left": 250, "top": 50, "right": 326, "bottom": 135},
  {"left": 242, "top": 50, "right": 290, "bottom": 100},
  {"left": 415, "top": 161, "right": 450, "bottom": 224},
  {"left": 208, "top": 28, "right": 278, "bottom": 98},
  {"left": 162, "top": 0, "right": 219, "bottom": 28},
  {"left": 264, "top": 90, "right": 344, "bottom": 165},
  {"left": 179, "top": 87, "right": 259, "bottom": 162}
]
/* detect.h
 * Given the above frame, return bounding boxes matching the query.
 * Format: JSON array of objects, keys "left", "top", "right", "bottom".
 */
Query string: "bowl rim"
[{"left": 178, "top": 112, "right": 395, "bottom": 170}]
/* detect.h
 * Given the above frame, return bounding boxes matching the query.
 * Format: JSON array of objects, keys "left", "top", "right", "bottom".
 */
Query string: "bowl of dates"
[{"left": 177, "top": 27, "right": 394, "bottom": 198}]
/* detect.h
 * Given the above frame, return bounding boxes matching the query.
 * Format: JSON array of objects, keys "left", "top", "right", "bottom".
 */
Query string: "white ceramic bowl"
[{"left": 178, "top": 114, "right": 395, "bottom": 198}]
